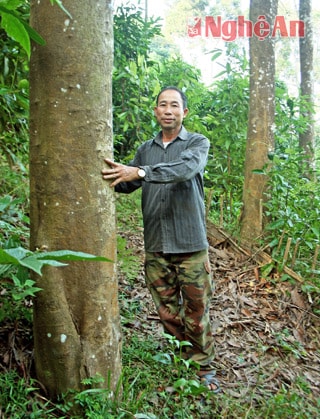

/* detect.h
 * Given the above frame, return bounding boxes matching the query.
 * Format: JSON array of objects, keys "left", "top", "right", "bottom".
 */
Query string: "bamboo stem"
[
  {"left": 283, "top": 237, "right": 292, "bottom": 265},
  {"left": 311, "top": 244, "right": 319, "bottom": 276},
  {"left": 206, "top": 188, "right": 214, "bottom": 221},
  {"left": 219, "top": 194, "right": 224, "bottom": 227},
  {"left": 277, "top": 230, "right": 286, "bottom": 253},
  {"left": 259, "top": 199, "right": 263, "bottom": 232},
  {"left": 291, "top": 238, "right": 301, "bottom": 268}
]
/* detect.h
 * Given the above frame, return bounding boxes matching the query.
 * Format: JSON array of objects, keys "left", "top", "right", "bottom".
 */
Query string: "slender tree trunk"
[
  {"left": 29, "top": 0, "right": 121, "bottom": 398},
  {"left": 299, "top": 0, "right": 315, "bottom": 179},
  {"left": 240, "top": 0, "right": 278, "bottom": 244}
]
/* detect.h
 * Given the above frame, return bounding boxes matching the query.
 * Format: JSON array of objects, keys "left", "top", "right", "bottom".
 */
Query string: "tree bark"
[
  {"left": 240, "top": 0, "right": 277, "bottom": 244},
  {"left": 299, "top": 0, "right": 315, "bottom": 178},
  {"left": 29, "top": 0, "right": 121, "bottom": 398}
]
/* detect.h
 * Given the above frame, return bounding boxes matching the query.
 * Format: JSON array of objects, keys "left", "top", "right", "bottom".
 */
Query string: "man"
[{"left": 102, "top": 86, "right": 220, "bottom": 392}]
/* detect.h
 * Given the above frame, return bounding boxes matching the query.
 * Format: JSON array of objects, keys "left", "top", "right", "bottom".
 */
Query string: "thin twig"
[{"left": 283, "top": 237, "right": 292, "bottom": 265}]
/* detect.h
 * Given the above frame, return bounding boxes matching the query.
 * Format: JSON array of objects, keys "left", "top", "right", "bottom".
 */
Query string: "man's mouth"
[{"left": 162, "top": 118, "right": 174, "bottom": 123}]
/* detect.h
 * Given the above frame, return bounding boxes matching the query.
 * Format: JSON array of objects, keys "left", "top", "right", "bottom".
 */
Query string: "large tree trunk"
[
  {"left": 240, "top": 0, "right": 278, "bottom": 244},
  {"left": 299, "top": 0, "right": 315, "bottom": 179},
  {"left": 29, "top": 0, "right": 121, "bottom": 398}
]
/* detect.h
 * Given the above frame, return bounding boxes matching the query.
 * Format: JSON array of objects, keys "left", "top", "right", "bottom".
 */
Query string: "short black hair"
[{"left": 156, "top": 86, "right": 188, "bottom": 109}]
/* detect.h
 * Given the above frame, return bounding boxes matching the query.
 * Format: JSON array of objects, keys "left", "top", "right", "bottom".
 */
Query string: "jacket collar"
[{"left": 154, "top": 126, "right": 188, "bottom": 145}]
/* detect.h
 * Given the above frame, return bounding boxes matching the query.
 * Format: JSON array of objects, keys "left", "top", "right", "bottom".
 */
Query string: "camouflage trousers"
[{"left": 145, "top": 249, "right": 215, "bottom": 367}]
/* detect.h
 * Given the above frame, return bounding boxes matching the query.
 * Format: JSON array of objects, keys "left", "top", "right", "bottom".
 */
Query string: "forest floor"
[
  {"left": 119, "top": 222, "right": 320, "bottom": 400},
  {"left": 1, "top": 222, "right": 319, "bottom": 407}
]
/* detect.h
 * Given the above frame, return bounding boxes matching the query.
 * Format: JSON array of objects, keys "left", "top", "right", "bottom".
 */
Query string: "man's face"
[{"left": 154, "top": 90, "right": 188, "bottom": 131}]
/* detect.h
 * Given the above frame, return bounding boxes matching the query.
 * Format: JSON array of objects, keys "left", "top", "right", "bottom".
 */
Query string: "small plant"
[
  {"left": 56, "top": 373, "right": 160, "bottom": 419},
  {"left": 0, "top": 370, "right": 56, "bottom": 418},
  {"left": 154, "top": 332, "right": 197, "bottom": 378},
  {"left": 274, "top": 328, "right": 308, "bottom": 359},
  {"left": 0, "top": 263, "right": 41, "bottom": 322},
  {"left": 256, "top": 380, "right": 320, "bottom": 419},
  {"left": 153, "top": 333, "right": 211, "bottom": 418},
  {"left": 56, "top": 374, "right": 118, "bottom": 418},
  {"left": 265, "top": 153, "right": 320, "bottom": 277}
]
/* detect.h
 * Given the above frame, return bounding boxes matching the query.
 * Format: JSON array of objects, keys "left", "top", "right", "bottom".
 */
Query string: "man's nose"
[{"left": 164, "top": 107, "right": 173, "bottom": 114}]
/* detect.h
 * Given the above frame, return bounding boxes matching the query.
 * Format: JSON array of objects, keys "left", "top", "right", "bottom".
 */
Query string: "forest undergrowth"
[
  {"left": 0, "top": 193, "right": 320, "bottom": 418},
  {"left": 117, "top": 209, "right": 320, "bottom": 418}
]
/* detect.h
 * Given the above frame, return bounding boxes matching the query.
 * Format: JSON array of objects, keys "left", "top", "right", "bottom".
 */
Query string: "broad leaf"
[
  {"left": 0, "top": 5, "right": 46, "bottom": 49},
  {"left": 19, "top": 256, "right": 67, "bottom": 276},
  {"left": 0, "top": 247, "right": 112, "bottom": 276},
  {"left": 0, "top": 195, "right": 11, "bottom": 211},
  {"left": 0, "top": 0, "right": 21, "bottom": 10},
  {"left": 0, "top": 247, "right": 29, "bottom": 264},
  {"left": 152, "top": 353, "right": 172, "bottom": 365},
  {"left": 35, "top": 250, "right": 113, "bottom": 263},
  {"left": 0, "top": 11, "right": 30, "bottom": 57}
]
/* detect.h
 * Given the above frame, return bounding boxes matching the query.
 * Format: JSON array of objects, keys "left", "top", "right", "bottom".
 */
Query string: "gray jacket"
[{"left": 115, "top": 126, "right": 210, "bottom": 254}]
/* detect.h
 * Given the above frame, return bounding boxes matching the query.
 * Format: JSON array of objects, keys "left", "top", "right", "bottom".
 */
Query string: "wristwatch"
[{"left": 137, "top": 168, "right": 146, "bottom": 178}]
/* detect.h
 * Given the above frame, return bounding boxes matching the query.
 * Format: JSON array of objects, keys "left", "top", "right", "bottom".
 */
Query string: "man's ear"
[{"left": 183, "top": 108, "right": 189, "bottom": 118}]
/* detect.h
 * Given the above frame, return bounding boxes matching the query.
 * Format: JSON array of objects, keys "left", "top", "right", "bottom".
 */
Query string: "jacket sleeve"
[
  {"left": 141, "top": 135, "right": 210, "bottom": 184},
  {"left": 115, "top": 178, "right": 142, "bottom": 194}
]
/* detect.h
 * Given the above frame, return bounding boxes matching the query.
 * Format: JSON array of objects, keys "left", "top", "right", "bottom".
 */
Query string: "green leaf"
[
  {"left": 0, "top": 247, "right": 28, "bottom": 264},
  {"left": 0, "top": 247, "right": 112, "bottom": 277},
  {"left": 0, "top": 11, "right": 30, "bottom": 57},
  {"left": 35, "top": 250, "right": 113, "bottom": 263},
  {"left": 174, "top": 378, "right": 188, "bottom": 388},
  {"left": 268, "top": 237, "right": 279, "bottom": 248},
  {"left": 49, "top": 0, "right": 73, "bottom": 19},
  {"left": 20, "top": 257, "right": 65, "bottom": 275},
  {"left": 252, "top": 169, "right": 266, "bottom": 174},
  {"left": 267, "top": 219, "right": 285, "bottom": 230},
  {"left": 0, "top": 5, "right": 46, "bottom": 48},
  {"left": 0, "top": 0, "right": 21, "bottom": 10},
  {"left": 20, "top": 256, "right": 67, "bottom": 275},
  {"left": 209, "top": 50, "right": 223, "bottom": 62},
  {"left": 152, "top": 353, "right": 172, "bottom": 365},
  {"left": 214, "top": 69, "right": 227, "bottom": 78},
  {"left": 261, "top": 262, "right": 274, "bottom": 278},
  {"left": 178, "top": 340, "right": 193, "bottom": 348},
  {"left": 187, "top": 379, "right": 201, "bottom": 388},
  {"left": 12, "top": 287, "right": 43, "bottom": 301},
  {"left": 0, "top": 195, "right": 11, "bottom": 211},
  {"left": 20, "top": 20, "right": 46, "bottom": 46}
]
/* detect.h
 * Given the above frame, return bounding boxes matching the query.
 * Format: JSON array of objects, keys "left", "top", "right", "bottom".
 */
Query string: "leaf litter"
[{"left": 119, "top": 223, "right": 320, "bottom": 400}]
